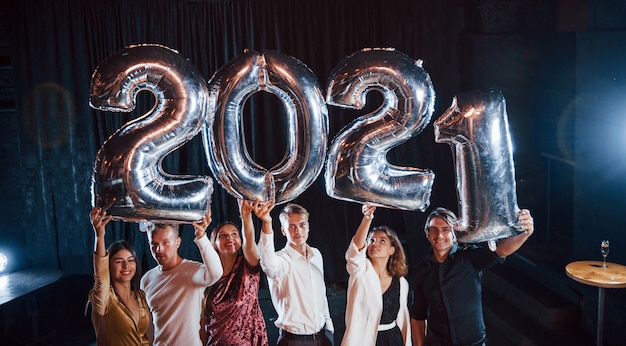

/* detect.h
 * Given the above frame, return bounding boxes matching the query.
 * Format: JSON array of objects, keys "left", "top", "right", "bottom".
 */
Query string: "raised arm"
[
  {"left": 238, "top": 199, "right": 260, "bottom": 266},
  {"left": 90, "top": 207, "right": 112, "bottom": 256},
  {"left": 345, "top": 204, "right": 376, "bottom": 276},
  {"left": 254, "top": 199, "right": 286, "bottom": 278},
  {"left": 193, "top": 208, "right": 212, "bottom": 240},
  {"left": 495, "top": 209, "right": 534, "bottom": 258},
  {"left": 253, "top": 198, "right": 275, "bottom": 236},
  {"left": 193, "top": 208, "right": 224, "bottom": 285},
  {"left": 89, "top": 207, "right": 113, "bottom": 315},
  {"left": 354, "top": 204, "right": 376, "bottom": 250}
]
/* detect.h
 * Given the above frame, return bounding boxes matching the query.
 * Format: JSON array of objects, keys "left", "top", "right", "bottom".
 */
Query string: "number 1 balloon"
[
  {"left": 204, "top": 49, "right": 328, "bottom": 204},
  {"left": 434, "top": 89, "right": 523, "bottom": 243},
  {"left": 89, "top": 44, "right": 213, "bottom": 223},
  {"left": 325, "top": 48, "right": 436, "bottom": 211}
]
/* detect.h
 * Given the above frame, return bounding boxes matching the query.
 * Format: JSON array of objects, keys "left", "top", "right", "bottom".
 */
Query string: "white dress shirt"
[{"left": 258, "top": 231, "right": 334, "bottom": 335}]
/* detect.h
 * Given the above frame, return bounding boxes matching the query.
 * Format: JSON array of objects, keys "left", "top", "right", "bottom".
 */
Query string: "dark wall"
[{"left": 574, "top": 31, "right": 626, "bottom": 341}]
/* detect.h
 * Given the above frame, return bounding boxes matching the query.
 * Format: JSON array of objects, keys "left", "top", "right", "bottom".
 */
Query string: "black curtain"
[{"left": 2, "top": 0, "right": 463, "bottom": 284}]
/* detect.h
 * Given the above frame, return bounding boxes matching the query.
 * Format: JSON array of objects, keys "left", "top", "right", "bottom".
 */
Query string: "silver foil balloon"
[
  {"left": 89, "top": 44, "right": 213, "bottom": 223},
  {"left": 324, "top": 48, "right": 435, "bottom": 211},
  {"left": 204, "top": 50, "right": 328, "bottom": 204},
  {"left": 434, "top": 89, "right": 522, "bottom": 243}
]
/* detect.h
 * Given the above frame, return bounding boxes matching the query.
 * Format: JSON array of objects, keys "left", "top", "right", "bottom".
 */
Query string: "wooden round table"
[{"left": 565, "top": 261, "right": 626, "bottom": 345}]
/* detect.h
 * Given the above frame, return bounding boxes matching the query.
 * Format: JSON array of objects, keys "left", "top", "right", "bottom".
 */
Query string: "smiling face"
[
  {"left": 426, "top": 216, "right": 456, "bottom": 256},
  {"left": 281, "top": 212, "right": 309, "bottom": 252},
  {"left": 366, "top": 230, "right": 396, "bottom": 261},
  {"left": 109, "top": 248, "right": 136, "bottom": 284},
  {"left": 214, "top": 223, "right": 242, "bottom": 256}
]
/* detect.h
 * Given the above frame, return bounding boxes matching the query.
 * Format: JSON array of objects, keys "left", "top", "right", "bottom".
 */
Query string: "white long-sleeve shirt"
[
  {"left": 140, "top": 236, "right": 222, "bottom": 346},
  {"left": 258, "top": 231, "right": 334, "bottom": 335}
]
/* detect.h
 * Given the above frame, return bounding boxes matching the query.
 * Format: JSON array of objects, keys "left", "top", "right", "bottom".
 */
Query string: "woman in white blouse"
[{"left": 342, "top": 204, "right": 411, "bottom": 346}]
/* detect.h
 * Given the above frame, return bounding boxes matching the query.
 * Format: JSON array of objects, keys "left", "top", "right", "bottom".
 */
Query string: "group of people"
[{"left": 88, "top": 199, "right": 534, "bottom": 346}]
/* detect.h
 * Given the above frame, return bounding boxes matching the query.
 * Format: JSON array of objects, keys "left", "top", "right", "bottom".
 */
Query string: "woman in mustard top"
[{"left": 88, "top": 207, "right": 152, "bottom": 345}]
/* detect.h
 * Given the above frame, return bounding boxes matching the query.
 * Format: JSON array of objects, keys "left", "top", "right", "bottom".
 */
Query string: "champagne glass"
[{"left": 601, "top": 240, "right": 609, "bottom": 269}]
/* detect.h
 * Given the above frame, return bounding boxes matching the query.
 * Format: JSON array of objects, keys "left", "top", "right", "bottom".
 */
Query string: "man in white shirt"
[
  {"left": 256, "top": 202, "right": 334, "bottom": 345},
  {"left": 140, "top": 211, "right": 223, "bottom": 346}
]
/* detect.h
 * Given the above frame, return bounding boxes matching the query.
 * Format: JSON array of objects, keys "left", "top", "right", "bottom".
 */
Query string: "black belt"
[{"left": 280, "top": 329, "right": 325, "bottom": 342}]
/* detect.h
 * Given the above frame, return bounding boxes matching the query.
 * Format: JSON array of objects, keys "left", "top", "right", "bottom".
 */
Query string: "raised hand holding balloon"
[
  {"left": 204, "top": 49, "right": 328, "bottom": 204},
  {"left": 434, "top": 89, "right": 522, "bottom": 244},
  {"left": 89, "top": 44, "right": 213, "bottom": 223},
  {"left": 325, "top": 48, "right": 436, "bottom": 211}
]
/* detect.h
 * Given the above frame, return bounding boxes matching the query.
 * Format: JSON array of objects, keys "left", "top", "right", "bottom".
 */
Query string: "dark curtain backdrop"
[{"left": 2, "top": 0, "right": 463, "bottom": 284}]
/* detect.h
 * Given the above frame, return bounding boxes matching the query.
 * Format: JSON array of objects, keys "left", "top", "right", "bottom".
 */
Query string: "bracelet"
[{"left": 364, "top": 215, "right": 373, "bottom": 220}]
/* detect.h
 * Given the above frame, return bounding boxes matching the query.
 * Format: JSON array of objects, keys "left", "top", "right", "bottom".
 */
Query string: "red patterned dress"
[{"left": 204, "top": 253, "right": 269, "bottom": 346}]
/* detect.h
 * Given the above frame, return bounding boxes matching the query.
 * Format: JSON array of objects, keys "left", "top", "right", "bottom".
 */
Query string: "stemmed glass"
[{"left": 601, "top": 240, "right": 610, "bottom": 269}]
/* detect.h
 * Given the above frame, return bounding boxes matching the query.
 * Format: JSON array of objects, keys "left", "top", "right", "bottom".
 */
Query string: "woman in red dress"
[{"left": 201, "top": 200, "right": 271, "bottom": 346}]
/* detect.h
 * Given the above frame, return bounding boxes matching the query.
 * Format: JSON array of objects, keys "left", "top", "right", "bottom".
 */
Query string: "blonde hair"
[
  {"left": 279, "top": 203, "right": 310, "bottom": 228},
  {"left": 154, "top": 223, "right": 180, "bottom": 237}
]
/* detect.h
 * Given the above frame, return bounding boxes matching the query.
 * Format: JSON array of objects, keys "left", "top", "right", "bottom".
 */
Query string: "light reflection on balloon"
[
  {"left": 89, "top": 44, "right": 213, "bottom": 223},
  {"left": 324, "top": 48, "right": 435, "bottom": 211},
  {"left": 204, "top": 50, "right": 328, "bottom": 204},
  {"left": 434, "top": 89, "right": 522, "bottom": 243}
]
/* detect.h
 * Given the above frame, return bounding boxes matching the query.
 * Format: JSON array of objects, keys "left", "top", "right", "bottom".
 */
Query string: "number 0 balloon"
[
  {"left": 204, "top": 50, "right": 328, "bottom": 204},
  {"left": 325, "top": 48, "right": 436, "bottom": 211},
  {"left": 434, "top": 89, "right": 523, "bottom": 243},
  {"left": 89, "top": 44, "right": 213, "bottom": 223}
]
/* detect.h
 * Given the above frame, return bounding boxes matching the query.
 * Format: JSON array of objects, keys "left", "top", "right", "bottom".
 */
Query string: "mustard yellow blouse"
[{"left": 89, "top": 253, "right": 151, "bottom": 346}]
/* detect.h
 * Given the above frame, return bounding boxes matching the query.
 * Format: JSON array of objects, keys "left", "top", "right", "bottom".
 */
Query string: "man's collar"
[
  {"left": 284, "top": 243, "right": 314, "bottom": 259},
  {"left": 429, "top": 243, "right": 458, "bottom": 264}
]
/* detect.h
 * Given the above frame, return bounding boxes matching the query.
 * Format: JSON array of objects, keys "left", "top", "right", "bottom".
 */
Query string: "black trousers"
[{"left": 277, "top": 329, "right": 334, "bottom": 346}]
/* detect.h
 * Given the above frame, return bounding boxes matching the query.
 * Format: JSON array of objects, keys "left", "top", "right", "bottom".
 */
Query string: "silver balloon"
[
  {"left": 204, "top": 50, "right": 328, "bottom": 204},
  {"left": 324, "top": 48, "right": 436, "bottom": 211},
  {"left": 434, "top": 89, "right": 522, "bottom": 243},
  {"left": 89, "top": 44, "right": 213, "bottom": 223}
]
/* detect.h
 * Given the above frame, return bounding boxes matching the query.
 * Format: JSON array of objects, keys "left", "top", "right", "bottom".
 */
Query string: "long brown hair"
[
  {"left": 107, "top": 240, "right": 140, "bottom": 291},
  {"left": 368, "top": 226, "right": 408, "bottom": 277}
]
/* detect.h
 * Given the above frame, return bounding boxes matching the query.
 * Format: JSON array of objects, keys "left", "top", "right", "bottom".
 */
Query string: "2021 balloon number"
[{"left": 90, "top": 44, "right": 521, "bottom": 243}]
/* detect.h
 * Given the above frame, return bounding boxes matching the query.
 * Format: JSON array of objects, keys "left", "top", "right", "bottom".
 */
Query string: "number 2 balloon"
[
  {"left": 89, "top": 44, "right": 213, "bottom": 223},
  {"left": 325, "top": 48, "right": 436, "bottom": 211}
]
